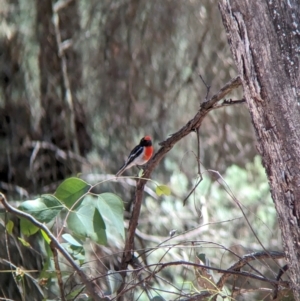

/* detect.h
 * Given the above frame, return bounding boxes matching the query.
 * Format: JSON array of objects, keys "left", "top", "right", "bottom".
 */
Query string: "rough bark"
[{"left": 219, "top": 0, "right": 300, "bottom": 298}]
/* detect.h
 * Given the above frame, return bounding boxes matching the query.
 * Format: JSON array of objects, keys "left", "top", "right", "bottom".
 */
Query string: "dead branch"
[{"left": 118, "top": 76, "right": 242, "bottom": 295}]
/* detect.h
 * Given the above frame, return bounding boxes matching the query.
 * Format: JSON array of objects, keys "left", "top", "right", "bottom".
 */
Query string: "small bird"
[{"left": 116, "top": 136, "right": 153, "bottom": 177}]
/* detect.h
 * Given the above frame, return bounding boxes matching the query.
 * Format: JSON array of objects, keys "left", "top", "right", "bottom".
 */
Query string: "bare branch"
[
  {"left": 199, "top": 74, "right": 211, "bottom": 101},
  {"left": 50, "top": 241, "right": 66, "bottom": 301},
  {"left": 216, "top": 251, "right": 285, "bottom": 289},
  {"left": 118, "top": 76, "right": 243, "bottom": 294},
  {"left": 29, "top": 141, "right": 89, "bottom": 165},
  {"left": 273, "top": 264, "right": 289, "bottom": 300},
  {"left": 115, "top": 255, "right": 288, "bottom": 300}
]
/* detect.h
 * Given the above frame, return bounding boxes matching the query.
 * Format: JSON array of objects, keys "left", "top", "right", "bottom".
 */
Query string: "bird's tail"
[{"left": 116, "top": 164, "right": 126, "bottom": 177}]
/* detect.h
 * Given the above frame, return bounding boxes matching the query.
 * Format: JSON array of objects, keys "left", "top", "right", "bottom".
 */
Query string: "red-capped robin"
[{"left": 116, "top": 136, "right": 153, "bottom": 177}]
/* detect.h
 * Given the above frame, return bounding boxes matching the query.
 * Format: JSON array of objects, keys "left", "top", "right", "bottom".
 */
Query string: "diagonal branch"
[
  {"left": 216, "top": 251, "right": 285, "bottom": 290},
  {"left": 119, "top": 76, "right": 243, "bottom": 292}
]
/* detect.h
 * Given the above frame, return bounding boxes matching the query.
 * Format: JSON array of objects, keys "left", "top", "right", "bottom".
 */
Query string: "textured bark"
[{"left": 219, "top": 0, "right": 300, "bottom": 298}]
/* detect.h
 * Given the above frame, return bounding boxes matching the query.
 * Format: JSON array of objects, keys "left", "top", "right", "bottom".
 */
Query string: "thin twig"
[
  {"left": 216, "top": 251, "right": 285, "bottom": 289},
  {"left": 0, "top": 182, "right": 28, "bottom": 198},
  {"left": 50, "top": 240, "right": 66, "bottom": 301},
  {"left": 183, "top": 128, "right": 203, "bottom": 206},
  {"left": 114, "top": 257, "right": 288, "bottom": 299},
  {"left": 199, "top": 74, "right": 211, "bottom": 101},
  {"left": 52, "top": 4, "right": 80, "bottom": 158},
  {"left": 29, "top": 141, "right": 89, "bottom": 165},
  {"left": 210, "top": 169, "right": 284, "bottom": 273},
  {"left": 273, "top": 264, "right": 289, "bottom": 300},
  {"left": 4, "top": 213, "right": 22, "bottom": 299},
  {"left": 182, "top": 177, "right": 202, "bottom": 206}
]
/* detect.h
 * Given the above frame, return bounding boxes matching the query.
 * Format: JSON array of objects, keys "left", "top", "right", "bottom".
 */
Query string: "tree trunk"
[
  {"left": 219, "top": 0, "right": 300, "bottom": 298},
  {"left": 35, "top": 0, "right": 91, "bottom": 186}
]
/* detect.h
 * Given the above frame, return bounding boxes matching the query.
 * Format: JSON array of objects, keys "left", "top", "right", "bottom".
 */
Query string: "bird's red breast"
[{"left": 143, "top": 144, "right": 154, "bottom": 161}]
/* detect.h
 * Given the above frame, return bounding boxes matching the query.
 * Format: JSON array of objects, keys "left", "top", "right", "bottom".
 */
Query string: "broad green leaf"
[
  {"left": 41, "top": 230, "right": 51, "bottom": 244},
  {"left": 95, "top": 193, "right": 124, "bottom": 240},
  {"left": 55, "top": 177, "right": 91, "bottom": 208},
  {"left": 18, "top": 195, "right": 63, "bottom": 223},
  {"left": 67, "top": 197, "right": 107, "bottom": 245},
  {"left": 18, "top": 237, "right": 31, "bottom": 247},
  {"left": 20, "top": 218, "right": 39, "bottom": 236},
  {"left": 62, "top": 233, "right": 83, "bottom": 247},
  {"left": 6, "top": 220, "right": 14, "bottom": 235},
  {"left": 107, "top": 270, "right": 123, "bottom": 294},
  {"left": 156, "top": 185, "right": 171, "bottom": 196}
]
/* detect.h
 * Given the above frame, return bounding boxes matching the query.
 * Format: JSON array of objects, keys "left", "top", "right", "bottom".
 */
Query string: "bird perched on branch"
[{"left": 116, "top": 136, "right": 153, "bottom": 177}]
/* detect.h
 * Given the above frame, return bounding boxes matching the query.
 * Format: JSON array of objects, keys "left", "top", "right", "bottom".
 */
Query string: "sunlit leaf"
[
  {"left": 18, "top": 195, "right": 63, "bottom": 223},
  {"left": 156, "top": 185, "right": 171, "bottom": 196},
  {"left": 20, "top": 218, "right": 39, "bottom": 236},
  {"left": 138, "top": 169, "right": 144, "bottom": 177},
  {"left": 41, "top": 230, "right": 51, "bottom": 244},
  {"left": 6, "top": 220, "right": 14, "bottom": 235},
  {"left": 18, "top": 237, "right": 31, "bottom": 247},
  {"left": 55, "top": 177, "right": 91, "bottom": 208}
]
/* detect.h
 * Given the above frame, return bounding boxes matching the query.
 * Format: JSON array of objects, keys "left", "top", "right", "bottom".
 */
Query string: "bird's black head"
[{"left": 140, "top": 136, "right": 152, "bottom": 147}]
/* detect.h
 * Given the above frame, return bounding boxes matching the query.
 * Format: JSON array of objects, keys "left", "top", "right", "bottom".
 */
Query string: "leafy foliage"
[{"left": 16, "top": 177, "right": 125, "bottom": 247}]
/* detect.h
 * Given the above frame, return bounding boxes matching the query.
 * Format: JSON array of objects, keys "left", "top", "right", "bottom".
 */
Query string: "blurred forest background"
[{"left": 0, "top": 0, "right": 284, "bottom": 300}]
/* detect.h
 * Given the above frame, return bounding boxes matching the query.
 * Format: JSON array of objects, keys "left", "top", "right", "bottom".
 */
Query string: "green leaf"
[
  {"left": 197, "top": 253, "right": 207, "bottom": 264},
  {"left": 20, "top": 218, "right": 39, "bottom": 236},
  {"left": 6, "top": 220, "right": 14, "bottom": 235},
  {"left": 107, "top": 270, "right": 123, "bottom": 294},
  {"left": 66, "top": 286, "right": 85, "bottom": 300},
  {"left": 62, "top": 233, "right": 83, "bottom": 247},
  {"left": 150, "top": 297, "right": 166, "bottom": 301},
  {"left": 18, "top": 195, "right": 63, "bottom": 223},
  {"left": 61, "top": 242, "right": 85, "bottom": 265},
  {"left": 95, "top": 193, "right": 125, "bottom": 239},
  {"left": 67, "top": 197, "right": 107, "bottom": 245},
  {"left": 18, "top": 237, "right": 31, "bottom": 247},
  {"left": 156, "top": 185, "right": 171, "bottom": 196},
  {"left": 41, "top": 230, "right": 51, "bottom": 244},
  {"left": 138, "top": 169, "right": 144, "bottom": 177},
  {"left": 55, "top": 177, "right": 91, "bottom": 208}
]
